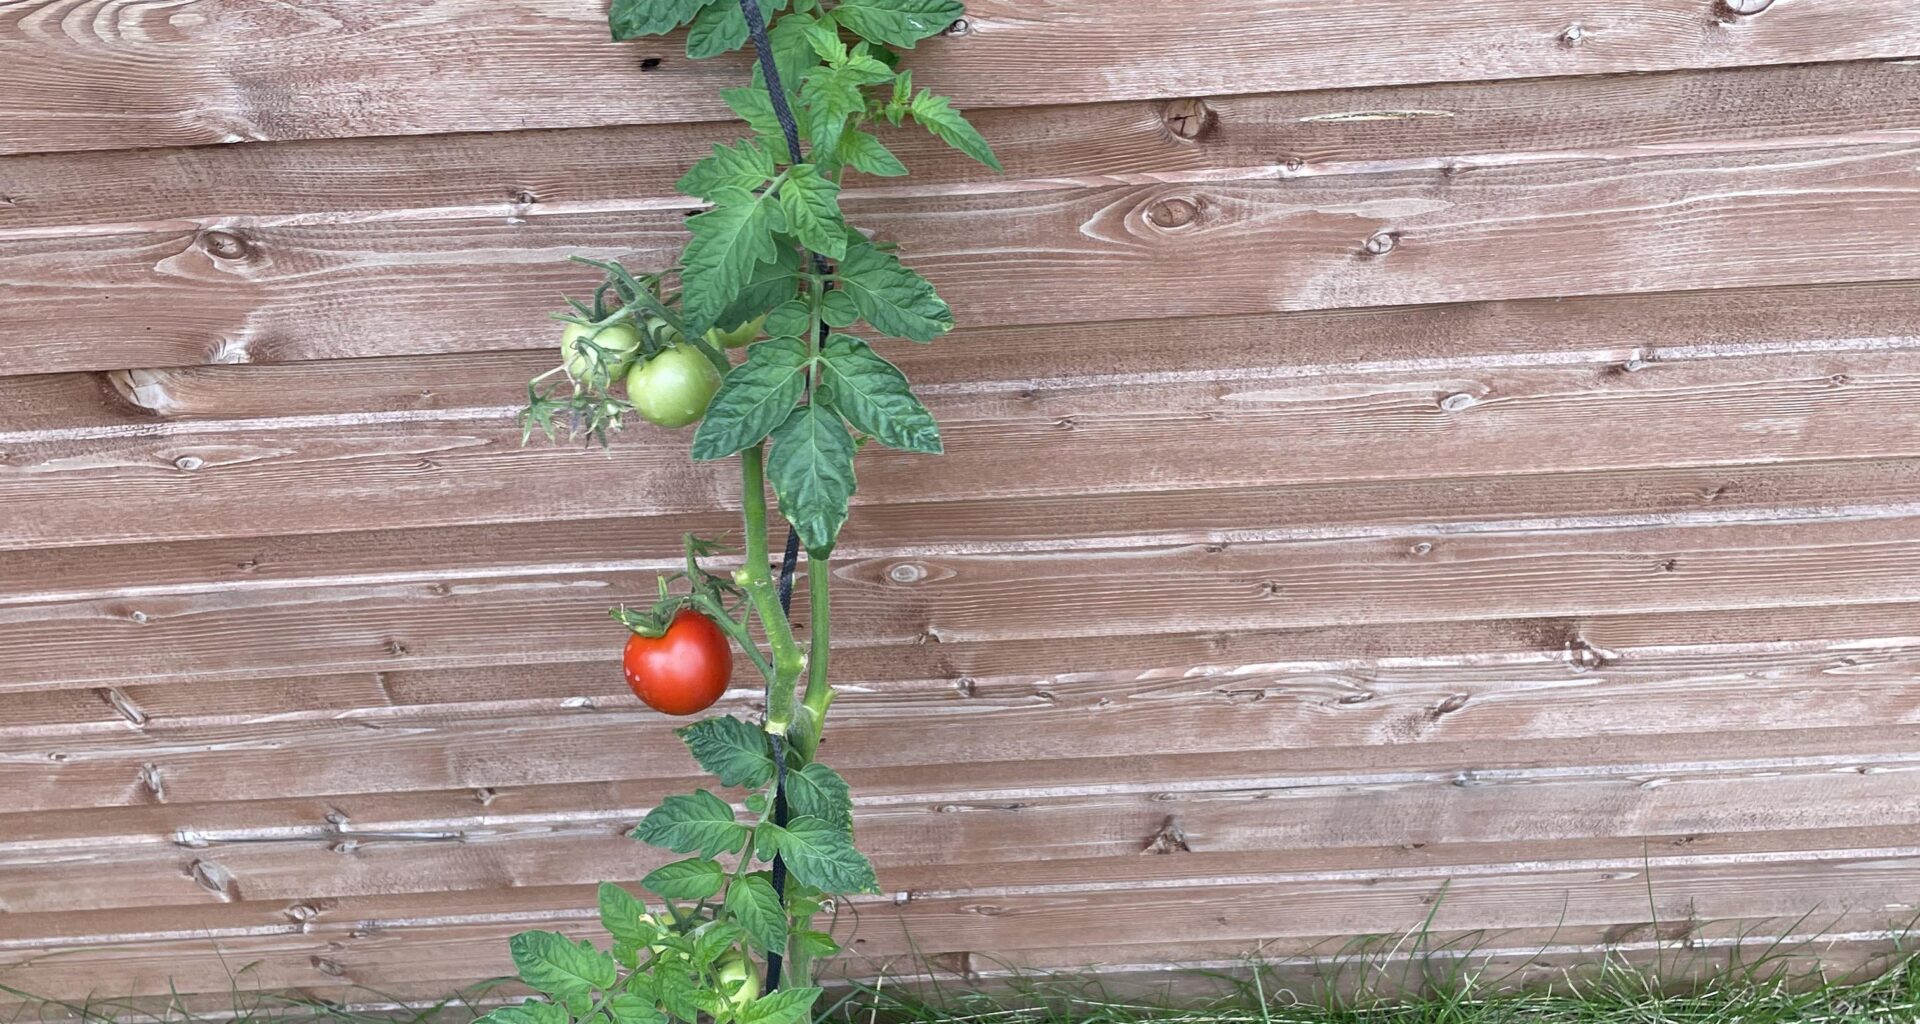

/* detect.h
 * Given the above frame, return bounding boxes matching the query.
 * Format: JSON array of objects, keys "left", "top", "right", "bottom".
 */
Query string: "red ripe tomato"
[{"left": 623, "top": 609, "right": 732, "bottom": 715}]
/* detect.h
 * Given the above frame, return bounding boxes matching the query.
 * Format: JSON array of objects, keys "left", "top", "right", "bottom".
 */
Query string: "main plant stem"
[{"left": 737, "top": 446, "right": 806, "bottom": 733}]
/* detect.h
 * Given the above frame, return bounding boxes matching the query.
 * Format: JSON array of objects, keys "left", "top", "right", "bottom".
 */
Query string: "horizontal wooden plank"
[
  {"left": 8, "top": 2, "right": 1920, "bottom": 156},
  {"left": 8, "top": 504, "right": 1920, "bottom": 690},
  {"left": 7, "top": 338, "right": 1920, "bottom": 550},
  {"left": 8, "top": 61, "right": 1920, "bottom": 237},
  {"left": 6, "top": 141, "right": 1920, "bottom": 376},
  {"left": 4, "top": 853, "right": 1917, "bottom": 1001}
]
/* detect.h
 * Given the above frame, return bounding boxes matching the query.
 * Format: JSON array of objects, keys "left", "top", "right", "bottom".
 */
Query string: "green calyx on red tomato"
[
  {"left": 562, "top": 320, "right": 643, "bottom": 382},
  {"left": 628, "top": 343, "right": 723, "bottom": 428},
  {"left": 623, "top": 608, "right": 732, "bottom": 716}
]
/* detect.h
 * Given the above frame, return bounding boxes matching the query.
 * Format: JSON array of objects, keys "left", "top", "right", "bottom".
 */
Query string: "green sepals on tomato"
[
  {"left": 563, "top": 320, "right": 643, "bottom": 383},
  {"left": 623, "top": 609, "right": 733, "bottom": 716},
  {"left": 707, "top": 312, "right": 768, "bottom": 349},
  {"left": 629, "top": 344, "right": 724, "bottom": 428}
]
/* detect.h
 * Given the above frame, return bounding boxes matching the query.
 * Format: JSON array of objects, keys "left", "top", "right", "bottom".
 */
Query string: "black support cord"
[{"left": 738, "top": 0, "right": 817, "bottom": 994}]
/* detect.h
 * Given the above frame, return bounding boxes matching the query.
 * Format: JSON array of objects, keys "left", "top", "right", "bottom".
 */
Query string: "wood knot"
[
  {"left": 1714, "top": 0, "right": 1772, "bottom": 16},
  {"left": 942, "top": 17, "right": 970, "bottom": 35},
  {"left": 199, "top": 230, "right": 252, "bottom": 260},
  {"left": 1162, "top": 98, "right": 1216, "bottom": 142},
  {"left": 1558, "top": 23, "right": 1586, "bottom": 46},
  {"left": 1362, "top": 230, "right": 1399, "bottom": 256},
  {"left": 173, "top": 454, "right": 204, "bottom": 471},
  {"left": 507, "top": 187, "right": 539, "bottom": 206},
  {"left": 1146, "top": 197, "right": 1201, "bottom": 229},
  {"left": 887, "top": 562, "right": 927, "bottom": 584},
  {"left": 639, "top": 57, "right": 663, "bottom": 70}
]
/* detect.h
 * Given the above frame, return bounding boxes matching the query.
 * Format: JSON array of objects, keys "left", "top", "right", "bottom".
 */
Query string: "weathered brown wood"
[
  {"left": 7, "top": 2, "right": 1920, "bottom": 156},
  {"left": 8, "top": 61, "right": 1920, "bottom": 237},
  {"left": 7, "top": 142, "right": 1920, "bottom": 376},
  {"left": 8, "top": 509, "right": 1920, "bottom": 690},
  {"left": 4, "top": 855, "right": 1916, "bottom": 1000},
  {"left": 9, "top": 341, "right": 1920, "bottom": 550}
]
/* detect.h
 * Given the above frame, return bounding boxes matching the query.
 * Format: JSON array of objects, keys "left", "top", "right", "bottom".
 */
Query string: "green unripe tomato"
[
  {"left": 715, "top": 952, "right": 760, "bottom": 1012},
  {"left": 562, "top": 321, "right": 642, "bottom": 382},
  {"left": 706, "top": 312, "right": 768, "bottom": 349},
  {"left": 627, "top": 344, "right": 723, "bottom": 428}
]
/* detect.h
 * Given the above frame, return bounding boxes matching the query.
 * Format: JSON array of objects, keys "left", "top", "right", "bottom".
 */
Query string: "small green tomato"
[
  {"left": 627, "top": 344, "right": 723, "bottom": 428},
  {"left": 562, "top": 321, "right": 643, "bottom": 382},
  {"left": 715, "top": 952, "right": 760, "bottom": 1012}
]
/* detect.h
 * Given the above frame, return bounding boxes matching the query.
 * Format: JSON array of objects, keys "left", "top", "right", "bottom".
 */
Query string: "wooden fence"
[{"left": 6, "top": 0, "right": 1920, "bottom": 1009}]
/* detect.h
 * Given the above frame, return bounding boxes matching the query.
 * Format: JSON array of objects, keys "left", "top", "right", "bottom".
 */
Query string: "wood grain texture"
[
  {"left": 7, "top": 2, "right": 1920, "bottom": 156},
  {"left": 7, "top": 61, "right": 1919, "bottom": 236},
  {"left": 8, "top": 140, "right": 1920, "bottom": 376}
]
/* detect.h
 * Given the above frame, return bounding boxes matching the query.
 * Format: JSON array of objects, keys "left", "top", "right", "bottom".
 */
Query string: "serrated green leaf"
[
  {"left": 819, "top": 288, "right": 859, "bottom": 327},
  {"left": 832, "top": 0, "right": 960, "bottom": 47},
  {"left": 834, "top": 242, "right": 951, "bottom": 341},
  {"left": 739, "top": 987, "right": 823, "bottom": 1024},
  {"left": 795, "top": 929, "right": 839, "bottom": 958},
  {"left": 721, "top": 87, "right": 798, "bottom": 157},
  {"left": 478, "top": 1000, "right": 569, "bottom": 1024},
  {"left": 598, "top": 882, "right": 658, "bottom": 948},
  {"left": 910, "top": 90, "right": 1001, "bottom": 171},
  {"left": 767, "top": 404, "right": 856, "bottom": 554},
  {"left": 610, "top": 0, "right": 715, "bottom": 39},
  {"left": 803, "top": 20, "right": 848, "bottom": 62},
  {"left": 655, "top": 966, "right": 703, "bottom": 1023},
  {"left": 632, "top": 789, "right": 750, "bottom": 858},
  {"left": 800, "top": 65, "right": 865, "bottom": 165},
  {"left": 642, "top": 858, "right": 726, "bottom": 901},
  {"left": 692, "top": 921, "right": 745, "bottom": 965},
  {"left": 753, "top": 820, "right": 783, "bottom": 862},
  {"left": 686, "top": 0, "right": 781, "bottom": 59},
  {"left": 510, "top": 931, "right": 619, "bottom": 998},
  {"left": 607, "top": 994, "right": 667, "bottom": 1024},
  {"left": 818, "top": 334, "right": 940, "bottom": 453},
  {"left": 766, "top": 815, "right": 878, "bottom": 893},
  {"left": 763, "top": 13, "right": 820, "bottom": 99},
  {"left": 839, "top": 129, "right": 907, "bottom": 177},
  {"left": 725, "top": 874, "right": 788, "bottom": 953},
  {"left": 715, "top": 245, "right": 802, "bottom": 334},
  {"left": 784, "top": 761, "right": 854, "bottom": 831},
  {"left": 691, "top": 337, "right": 812, "bottom": 460},
  {"left": 678, "top": 139, "right": 777, "bottom": 201},
  {"left": 838, "top": 52, "right": 895, "bottom": 84},
  {"left": 777, "top": 164, "right": 847, "bottom": 258},
  {"left": 681, "top": 186, "right": 784, "bottom": 338},
  {"left": 675, "top": 715, "right": 778, "bottom": 785},
  {"left": 764, "top": 299, "right": 812, "bottom": 338}
]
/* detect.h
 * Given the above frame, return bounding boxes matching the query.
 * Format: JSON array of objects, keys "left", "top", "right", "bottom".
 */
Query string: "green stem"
[
  {"left": 689, "top": 591, "right": 775, "bottom": 683},
  {"left": 739, "top": 446, "right": 806, "bottom": 733},
  {"left": 794, "top": 553, "right": 832, "bottom": 759}
]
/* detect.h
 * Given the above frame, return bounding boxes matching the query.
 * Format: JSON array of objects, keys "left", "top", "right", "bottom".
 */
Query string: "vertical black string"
[{"left": 740, "top": 0, "right": 811, "bottom": 993}]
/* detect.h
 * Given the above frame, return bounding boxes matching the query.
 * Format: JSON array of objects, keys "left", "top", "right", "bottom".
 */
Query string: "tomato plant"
[{"left": 500, "top": 1, "right": 998, "bottom": 1021}]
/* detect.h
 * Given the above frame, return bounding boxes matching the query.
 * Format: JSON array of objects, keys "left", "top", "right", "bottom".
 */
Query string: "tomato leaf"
[
  {"left": 765, "top": 815, "right": 878, "bottom": 893},
  {"left": 681, "top": 186, "right": 785, "bottom": 338},
  {"left": 631, "top": 789, "right": 750, "bottom": 858},
  {"left": 835, "top": 242, "right": 952, "bottom": 341},
  {"left": 839, "top": 129, "right": 908, "bottom": 177},
  {"left": 686, "top": 0, "right": 782, "bottom": 59},
  {"left": 799, "top": 65, "right": 866, "bottom": 167},
  {"left": 784, "top": 761, "right": 854, "bottom": 831},
  {"left": 725, "top": 874, "right": 788, "bottom": 953},
  {"left": 478, "top": 1001, "right": 569, "bottom": 1024},
  {"left": 794, "top": 929, "right": 840, "bottom": 958},
  {"left": 679, "top": 139, "right": 778, "bottom": 201},
  {"left": 818, "top": 334, "right": 940, "bottom": 453},
  {"left": 721, "top": 87, "right": 792, "bottom": 155},
  {"left": 832, "top": 0, "right": 962, "bottom": 48},
  {"left": 777, "top": 164, "right": 847, "bottom": 258},
  {"left": 692, "top": 921, "right": 745, "bottom": 966},
  {"left": 597, "top": 882, "right": 659, "bottom": 948},
  {"left": 763, "top": 13, "right": 820, "bottom": 100},
  {"left": 767, "top": 404, "right": 857, "bottom": 554},
  {"left": 610, "top": 0, "right": 716, "bottom": 39},
  {"left": 738, "top": 987, "right": 823, "bottom": 1024},
  {"left": 909, "top": 89, "right": 1001, "bottom": 171},
  {"left": 674, "top": 714, "right": 779, "bottom": 786},
  {"left": 607, "top": 994, "right": 668, "bottom": 1024},
  {"left": 714, "top": 245, "right": 802, "bottom": 336},
  {"left": 642, "top": 857, "right": 727, "bottom": 901},
  {"left": 510, "top": 931, "right": 618, "bottom": 998},
  {"left": 655, "top": 965, "right": 704, "bottom": 1022},
  {"left": 764, "top": 299, "right": 812, "bottom": 338},
  {"left": 819, "top": 288, "right": 859, "bottom": 328},
  {"left": 691, "top": 337, "right": 812, "bottom": 460}
]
